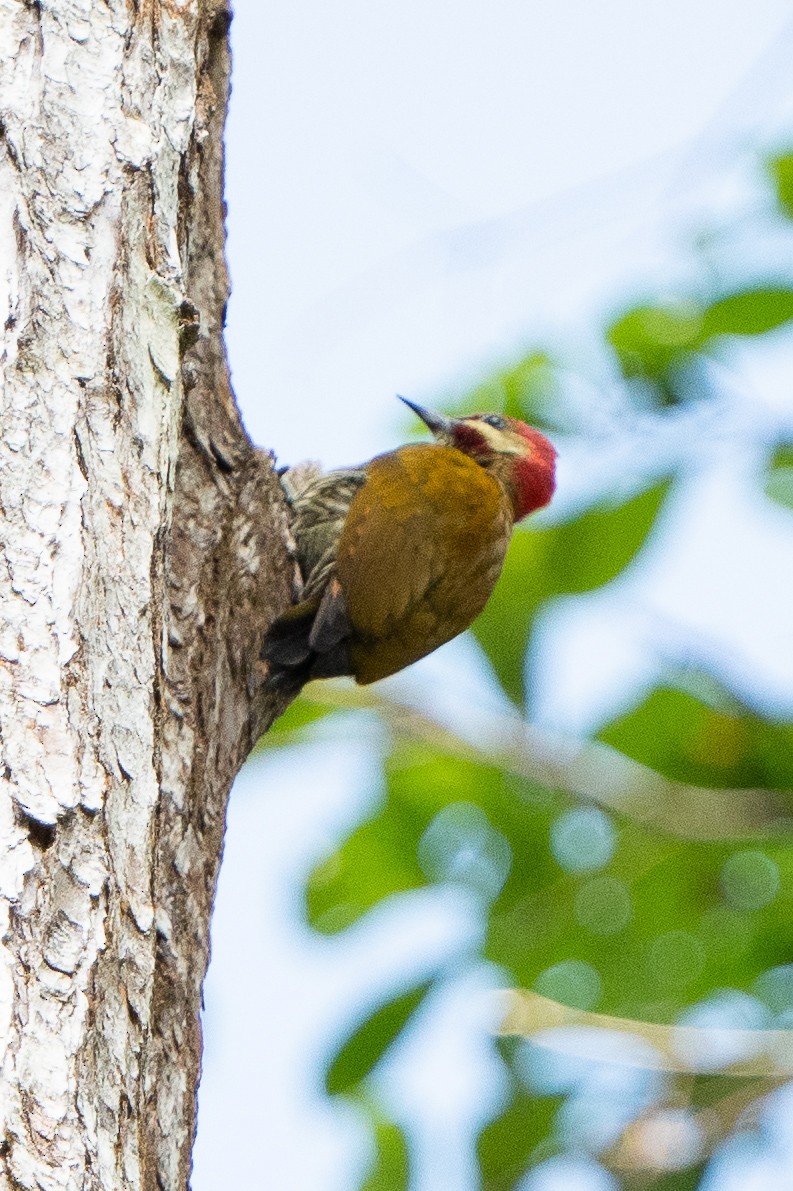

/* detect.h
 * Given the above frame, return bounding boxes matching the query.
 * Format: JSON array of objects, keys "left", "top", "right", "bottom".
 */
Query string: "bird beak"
[{"left": 397, "top": 395, "right": 455, "bottom": 438}]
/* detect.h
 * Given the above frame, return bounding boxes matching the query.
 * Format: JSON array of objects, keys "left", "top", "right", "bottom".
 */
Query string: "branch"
[
  {"left": 500, "top": 989, "right": 793, "bottom": 1078},
  {"left": 290, "top": 686, "right": 793, "bottom": 840}
]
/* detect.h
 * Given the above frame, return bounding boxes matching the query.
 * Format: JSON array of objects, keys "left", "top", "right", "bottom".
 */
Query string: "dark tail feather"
[
  {"left": 263, "top": 600, "right": 318, "bottom": 667},
  {"left": 308, "top": 578, "right": 349, "bottom": 652},
  {"left": 262, "top": 584, "right": 353, "bottom": 692}
]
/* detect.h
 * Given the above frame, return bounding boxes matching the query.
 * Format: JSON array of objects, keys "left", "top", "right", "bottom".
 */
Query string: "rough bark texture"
[{"left": 0, "top": 2, "right": 293, "bottom": 1187}]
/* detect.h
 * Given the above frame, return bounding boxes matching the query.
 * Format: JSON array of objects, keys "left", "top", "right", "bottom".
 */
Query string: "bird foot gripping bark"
[{"left": 277, "top": 459, "right": 324, "bottom": 505}]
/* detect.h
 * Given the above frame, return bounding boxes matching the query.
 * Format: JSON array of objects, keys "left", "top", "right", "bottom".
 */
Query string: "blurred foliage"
[
  {"left": 260, "top": 147, "right": 793, "bottom": 1188},
  {"left": 607, "top": 287, "right": 793, "bottom": 407},
  {"left": 478, "top": 1038, "right": 564, "bottom": 1191},
  {"left": 765, "top": 441, "right": 793, "bottom": 510},
  {"left": 325, "top": 979, "right": 435, "bottom": 1096},
  {"left": 254, "top": 692, "right": 337, "bottom": 745},
  {"left": 472, "top": 481, "right": 670, "bottom": 707},
  {"left": 768, "top": 150, "right": 793, "bottom": 219},
  {"left": 358, "top": 1111, "right": 410, "bottom": 1191},
  {"left": 599, "top": 683, "right": 793, "bottom": 790},
  {"left": 459, "top": 352, "right": 564, "bottom": 433}
]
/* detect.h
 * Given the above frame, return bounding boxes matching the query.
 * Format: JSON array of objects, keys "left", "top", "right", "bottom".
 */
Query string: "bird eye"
[{"left": 482, "top": 414, "right": 506, "bottom": 429}]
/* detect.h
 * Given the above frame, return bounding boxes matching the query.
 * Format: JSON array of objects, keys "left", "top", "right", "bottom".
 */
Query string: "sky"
[
  {"left": 224, "top": 0, "right": 793, "bottom": 470},
  {"left": 192, "top": 4, "right": 793, "bottom": 1189}
]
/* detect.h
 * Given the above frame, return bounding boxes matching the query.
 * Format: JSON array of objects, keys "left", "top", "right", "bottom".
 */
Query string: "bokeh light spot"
[
  {"left": 648, "top": 930, "right": 705, "bottom": 992},
  {"left": 518, "top": 1155, "right": 618, "bottom": 1191},
  {"left": 535, "top": 959, "right": 602, "bottom": 1010},
  {"left": 753, "top": 964, "right": 793, "bottom": 1016},
  {"left": 574, "top": 876, "right": 632, "bottom": 936},
  {"left": 619, "top": 1108, "right": 703, "bottom": 1172},
  {"left": 698, "top": 906, "right": 753, "bottom": 963},
  {"left": 720, "top": 850, "right": 780, "bottom": 911},
  {"left": 551, "top": 807, "right": 616, "bottom": 873},
  {"left": 675, "top": 991, "right": 771, "bottom": 1071},
  {"left": 418, "top": 801, "right": 512, "bottom": 900}
]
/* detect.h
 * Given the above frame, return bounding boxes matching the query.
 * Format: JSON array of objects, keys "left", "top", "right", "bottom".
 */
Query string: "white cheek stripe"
[{"left": 476, "top": 424, "right": 527, "bottom": 455}]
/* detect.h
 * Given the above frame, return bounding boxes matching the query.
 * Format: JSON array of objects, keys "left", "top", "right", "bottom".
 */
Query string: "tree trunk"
[{"left": 0, "top": 2, "right": 292, "bottom": 1186}]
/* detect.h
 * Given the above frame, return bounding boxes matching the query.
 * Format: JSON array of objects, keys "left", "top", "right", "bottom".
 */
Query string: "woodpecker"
[{"left": 263, "top": 398, "right": 556, "bottom": 691}]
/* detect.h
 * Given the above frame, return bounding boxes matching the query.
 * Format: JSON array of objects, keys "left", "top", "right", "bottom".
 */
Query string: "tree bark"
[{"left": 0, "top": 2, "right": 292, "bottom": 1187}]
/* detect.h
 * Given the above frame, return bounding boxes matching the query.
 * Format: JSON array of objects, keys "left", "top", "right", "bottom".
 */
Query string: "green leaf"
[
  {"left": 460, "top": 352, "right": 562, "bottom": 430},
  {"left": 483, "top": 749, "right": 793, "bottom": 1010},
  {"left": 701, "top": 287, "right": 793, "bottom": 338},
  {"left": 606, "top": 288, "right": 793, "bottom": 405},
  {"left": 642, "top": 1163, "right": 709, "bottom": 1191},
  {"left": 254, "top": 695, "right": 337, "bottom": 750},
  {"left": 765, "top": 442, "right": 793, "bottom": 510},
  {"left": 359, "top": 1113, "right": 410, "bottom": 1191},
  {"left": 469, "top": 529, "right": 549, "bottom": 709},
  {"left": 546, "top": 481, "right": 670, "bottom": 593},
  {"left": 306, "top": 748, "right": 512, "bottom": 933},
  {"left": 472, "top": 480, "right": 670, "bottom": 707},
  {"left": 306, "top": 778, "right": 424, "bottom": 935},
  {"left": 490, "top": 829, "right": 793, "bottom": 1019},
  {"left": 768, "top": 151, "right": 793, "bottom": 220},
  {"left": 479, "top": 1038, "right": 562, "bottom": 1191},
  {"left": 325, "top": 979, "right": 434, "bottom": 1096},
  {"left": 607, "top": 303, "right": 704, "bottom": 383},
  {"left": 597, "top": 683, "right": 793, "bottom": 790},
  {"left": 305, "top": 713, "right": 793, "bottom": 1029}
]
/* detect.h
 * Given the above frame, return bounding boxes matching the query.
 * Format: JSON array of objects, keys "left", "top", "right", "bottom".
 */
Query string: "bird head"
[{"left": 399, "top": 396, "right": 556, "bottom": 522}]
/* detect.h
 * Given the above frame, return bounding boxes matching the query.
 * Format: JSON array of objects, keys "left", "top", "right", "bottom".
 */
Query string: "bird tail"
[{"left": 262, "top": 579, "right": 352, "bottom": 693}]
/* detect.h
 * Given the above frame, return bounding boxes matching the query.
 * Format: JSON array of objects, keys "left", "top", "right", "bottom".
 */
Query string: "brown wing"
[{"left": 337, "top": 444, "right": 512, "bottom": 684}]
